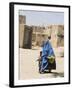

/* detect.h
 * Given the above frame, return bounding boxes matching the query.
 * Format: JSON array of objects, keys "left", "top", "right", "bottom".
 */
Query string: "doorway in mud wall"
[{"left": 23, "top": 25, "right": 33, "bottom": 49}]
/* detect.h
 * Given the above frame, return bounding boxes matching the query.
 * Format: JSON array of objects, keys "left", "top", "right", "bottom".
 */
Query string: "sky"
[{"left": 19, "top": 10, "right": 64, "bottom": 26}]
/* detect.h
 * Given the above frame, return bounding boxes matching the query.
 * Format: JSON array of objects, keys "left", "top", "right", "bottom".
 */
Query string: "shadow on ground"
[{"left": 41, "top": 71, "right": 64, "bottom": 78}]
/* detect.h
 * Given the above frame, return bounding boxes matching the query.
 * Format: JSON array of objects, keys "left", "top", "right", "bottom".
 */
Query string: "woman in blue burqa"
[{"left": 40, "top": 36, "right": 56, "bottom": 73}]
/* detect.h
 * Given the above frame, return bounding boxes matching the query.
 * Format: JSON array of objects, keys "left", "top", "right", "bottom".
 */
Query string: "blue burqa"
[{"left": 41, "top": 40, "right": 55, "bottom": 71}]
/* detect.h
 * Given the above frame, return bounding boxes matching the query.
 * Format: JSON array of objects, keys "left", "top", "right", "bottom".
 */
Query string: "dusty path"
[{"left": 19, "top": 48, "right": 64, "bottom": 80}]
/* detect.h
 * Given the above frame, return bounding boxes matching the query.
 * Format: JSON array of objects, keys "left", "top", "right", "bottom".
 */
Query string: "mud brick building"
[
  {"left": 46, "top": 25, "right": 64, "bottom": 47},
  {"left": 19, "top": 15, "right": 26, "bottom": 48},
  {"left": 32, "top": 25, "right": 64, "bottom": 48},
  {"left": 19, "top": 15, "right": 64, "bottom": 49}
]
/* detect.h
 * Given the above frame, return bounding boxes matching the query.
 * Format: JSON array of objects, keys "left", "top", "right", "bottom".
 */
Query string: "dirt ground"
[{"left": 19, "top": 48, "right": 64, "bottom": 80}]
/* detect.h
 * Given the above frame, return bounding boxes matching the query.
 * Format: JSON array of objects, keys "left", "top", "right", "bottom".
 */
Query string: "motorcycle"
[{"left": 37, "top": 51, "right": 56, "bottom": 73}]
